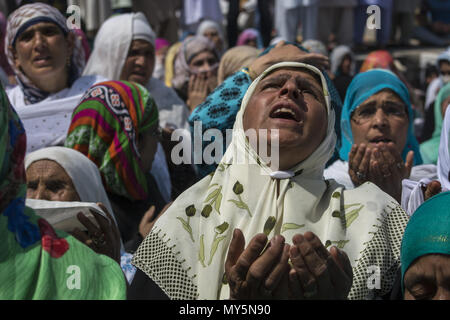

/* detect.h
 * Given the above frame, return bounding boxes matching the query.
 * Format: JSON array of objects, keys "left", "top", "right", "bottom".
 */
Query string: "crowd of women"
[{"left": 1, "top": 2, "right": 450, "bottom": 301}]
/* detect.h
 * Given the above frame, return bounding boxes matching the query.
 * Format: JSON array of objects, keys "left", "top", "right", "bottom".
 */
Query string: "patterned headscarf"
[
  {"left": 339, "top": 69, "right": 423, "bottom": 165},
  {"left": 5, "top": 3, "right": 86, "bottom": 104},
  {"left": 65, "top": 81, "right": 159, "bottom": 201},
  {"left": 236, "top": 28, "right": 263, "bottom": 49},
  {"left": 0, "top": 82, "right": 126, "bottom": 299},
  {"left": 171, "top": 35, "right": 218, "bottom": 92}
]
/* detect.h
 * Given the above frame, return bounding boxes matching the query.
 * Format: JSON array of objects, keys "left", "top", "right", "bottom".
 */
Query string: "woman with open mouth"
[
  {"left": 4, "top": 3, "right": 106, "bottom": 153},
  {"left": 324, "top": 69, "right": 437, "bottom": 204}
]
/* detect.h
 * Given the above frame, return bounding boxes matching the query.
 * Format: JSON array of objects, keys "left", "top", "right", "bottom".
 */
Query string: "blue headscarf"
[
  {"left": 401, "top": 191, "right": 450, "bottom": 294},
  {"left": 339, "top": 69, "right": 423, "bottom": 165}
]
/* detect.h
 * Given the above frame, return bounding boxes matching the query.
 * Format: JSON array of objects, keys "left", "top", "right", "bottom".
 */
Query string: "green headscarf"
[
  {"left": 420, "top": 83, "right": 450, "bottom": 164},
  {"left": 401, "top": 191, "right": 450, "bottom": 293}
]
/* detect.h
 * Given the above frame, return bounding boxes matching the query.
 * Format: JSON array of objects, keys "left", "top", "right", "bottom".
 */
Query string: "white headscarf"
[
  {"left": 25, "top": 146, "right": 115, "bottom": 221},
  {"left": 132, "top": 62, "right": 408, "bottom": 300}
]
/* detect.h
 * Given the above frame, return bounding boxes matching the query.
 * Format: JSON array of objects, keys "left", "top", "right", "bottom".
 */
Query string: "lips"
[
  {"left": 269, "top": 101, "right": 303, "bottom": 123},
  {"left": 369, "top": 136, "right": 393, "bottom": 144}
]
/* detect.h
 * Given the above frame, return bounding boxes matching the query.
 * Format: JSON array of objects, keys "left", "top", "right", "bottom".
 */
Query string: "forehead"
[
  {"left": 26, "top": 159, "right": 70, "bottom": 178},
  {"left": 191, "top": 50, "right": 216, "bottom": 61},
  {"left": 130, "top": 39, "right": 154, "bottom": 51},
  {"left": 22, "top": 21, "right": 61, "bottom": 33},
  {"left": 259, "top": 67, "right": 323, "bottom": 88},
  {"left": 361, "top": 89, "right": 404, "bottom": 105}
]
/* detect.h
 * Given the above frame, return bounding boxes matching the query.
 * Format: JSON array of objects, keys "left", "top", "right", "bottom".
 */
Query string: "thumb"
[
  {"left": 405, "top": 151, "right": 414, "bottom": 177},
  {"left": 143, "top": 205, "right": 156, "bottom": 222}
]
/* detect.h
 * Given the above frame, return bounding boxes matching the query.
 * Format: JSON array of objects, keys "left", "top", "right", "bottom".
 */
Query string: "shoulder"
[
  {"left": 6, "top": 85, "right": 24, "bottom": 108},
  {"left": 69, "top": 75, "right": 109, "bottom": 96}
]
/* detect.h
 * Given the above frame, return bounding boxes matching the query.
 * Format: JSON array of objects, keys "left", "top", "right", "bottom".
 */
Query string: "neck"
[{"left": 31, "top": 69, "right": 69, "bottom": 94}]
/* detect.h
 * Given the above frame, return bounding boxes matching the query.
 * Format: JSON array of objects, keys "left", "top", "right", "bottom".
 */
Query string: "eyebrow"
[
  {"left": 404, "top": 273, "right": 434, "bottom": 289},
  {"left": 259, "top": 73, "right": 322, "bottom": 92}
]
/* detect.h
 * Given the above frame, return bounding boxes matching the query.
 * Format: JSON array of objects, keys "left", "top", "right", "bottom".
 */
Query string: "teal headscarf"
[
  {"left": 400, "top": 191, "right": 450, "bottom": 293},
  {"left": 420, "top": 82, "right": 450, "bottom": 164},
  {"left": 339, "top": 69, "right": 423, "bottom": 165}
]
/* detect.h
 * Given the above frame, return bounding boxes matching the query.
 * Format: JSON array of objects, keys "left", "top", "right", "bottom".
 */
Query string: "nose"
[
  {"left": 33, "top": 31, "right": 46, "bottom": 50},
  {"left": 279, "top": 78, "right": 300, "bottom": 101},
  {"left": 135, "top": 54, "right": 146, "bottom": 66},
  {"left": 198, "top": 61, "right": 211, "bottom": 73},
  {"left": 371, "top": 108, "right": 389, "bottom": 128},
  {"left": 34, "top": 184, "right": 51, "bottom": 201}
]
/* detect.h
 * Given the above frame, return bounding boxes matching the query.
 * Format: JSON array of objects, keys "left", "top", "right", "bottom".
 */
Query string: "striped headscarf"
[
  {"left": 65, "top": 81, "right": 159, "bottom": 201},
  {"left": 0, "top": 82, "right": 126, "bottom": 299},
  {"left": 5, "top": 3, "right": 86, "bottom": 104}
]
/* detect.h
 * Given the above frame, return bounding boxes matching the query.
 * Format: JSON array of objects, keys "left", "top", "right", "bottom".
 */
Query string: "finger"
[
  {"left": 329, "top": 247, "right": 353, "bottom": 298},
  {"left": 350, "top": 144, "right": 366, "bottom": 172},
  {"left": 143, "top": 206, "right": 156, "bottom": 222},
  {"left": 425, "top": 180, "right": 442, "bottom": 200},
  {"left": 405, "top": 150, "right": 414, "bottom": 177},
  {"left": 272, "top": 269, "right": 290, "bottom": 299},
  {"left": 263, "top": 242, "right": 290, "bottom": 291},
  {"left": 358, "top": 148, "right": 371, "bottom": 179},
  {"left": 289, "top": 243, "right": 315, "bottom": 299},
  {"left": 225, "top": 228, "right": 246, "bottom": 276},
  {"left": 304, "top": 232, "right": 330, "bottom": 261},
  {"left": 294, "top": 234, "right": 333, "bottom": 299},
  {"left": 70, "top": 227, "right": 90, "bottom": 244},
  {"left": 373, "top": 148, "right": 390, "bottom": 178},
  {"left": 274, "top": 40, "right": 285, "bottom": 48},
  {"left": 246, "top": 235, "right": 284, "bottom": 290},
  {"left": 97, "top": 203, "right": 120, "bottom": 243},
  {"left": 288, "top": 268, "right": 304, "bottom": 299},
  {"left": 77, "top": 212, "right": 101, "bottom": 236}
]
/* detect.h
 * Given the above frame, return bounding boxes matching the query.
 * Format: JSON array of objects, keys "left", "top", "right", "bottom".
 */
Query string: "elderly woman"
[
  {"left": 324, "top": 69, "right": 430, "bottom": 203},
  {"left": 0, "top": 84, "right": 126, "bottom": 299},
  {"left": 172, "top": 35, "right": 220, "bottom": 111},
  {"left": 24, "top": 146, "right": 140, "bottom": 282},
  {"left": 4, "top": 3, "right": 105, "bottom": 153},
  {"left": 132, "top": 62, "right": 409, "bottom": 300},
  {"left": 64, "top": 81, "right": 166, "bottom": 246},
  {"left": 400, "top": 191, "right": 450, "bottom": 300},
  {"left": 196, "top": 19, "right": 225, "bottom": 56}
]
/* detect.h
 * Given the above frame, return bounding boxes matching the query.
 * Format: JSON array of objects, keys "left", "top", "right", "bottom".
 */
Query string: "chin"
[{"left": 129, "top": 75, "right": 150, "bottom": 86}]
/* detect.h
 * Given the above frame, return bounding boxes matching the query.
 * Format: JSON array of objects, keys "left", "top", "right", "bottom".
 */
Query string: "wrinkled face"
[
  {"left": 243, "top": 68, "right": 328, "bottom": 170},
  {"left": 404, "top": 254, "right": 450, "bottom": 300},
  {"left": 120, "top": 40, "right": 155, "bottom": 86},
  {"left": 26, "top": 159, "right": 80, "bottom": 201},
  {"left": 12, "top": 22, "right": 73, "bottom": 87},
  {"left": 138, "top": 124, "right": 160, "bottom": 173},
  {"left": 189, "top": 50, "right": 218, "bottom": 74},
  {"left": 202, "top": 28, "right": 222, "bottom": 52},
  {"left": 350, "top": 89, "right": 409, "bottom": 154}
]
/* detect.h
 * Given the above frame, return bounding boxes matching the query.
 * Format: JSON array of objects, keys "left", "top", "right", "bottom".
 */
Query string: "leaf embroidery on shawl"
[
  {"left": 325, "top": 239, "right": 350, "bottom": 249},
  {"left": 208, "top": 222, "right": 229, "bottom": 266},
  {"left": 332, "top": 203, "right": 364, "bottom": 228},
  {"left": 281, "top": 223, "right": 305, "bottom": 233},
  {"left": 177, "top": 205, "right": 196, "bottom": 242},
  {"left": 263, "top": 216, "right": 277, "bottom": 236},
  {"left": 205, "top": 185, "right": 223, "bottom": 215},
  {"left": 229, "top": 181, "right": 252, "bottom": 217},
  {"left": 199, "top": 234, "right": 206, "bottom": 267}
]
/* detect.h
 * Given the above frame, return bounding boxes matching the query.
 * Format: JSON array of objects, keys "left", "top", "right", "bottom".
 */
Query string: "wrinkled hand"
[
  {"left": 288, "top": 232, "right": 353, "bottom": 300},
  {"left": 248, "top": 41, "right": 329, "bottom": 80},
  {"left": 422, "top": 180, "right": 442, "bottom": 201},
  {"left": 139, "top": 202, "right": 173, "bottom": 238},
  {"left": 187, "top": 73, "right": 209, "bottom": 111},
  {"left": 349, "top": 143, "right": 413, "bottom": 202},
  {"left": 70, "top": 203, "right": 121, "bottom": 264},
  {"left": 225, "top": 229, "right": 290, "bottom": 300}
]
